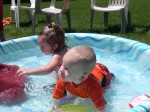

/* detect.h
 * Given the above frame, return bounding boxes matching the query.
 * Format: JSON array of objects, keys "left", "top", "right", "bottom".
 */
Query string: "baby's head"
[
  {"left": 59, "top": 45, "right": 96, "bottom": 84},
  {"left": 38, "top": 23, "right": 67, "bottom": 54}
]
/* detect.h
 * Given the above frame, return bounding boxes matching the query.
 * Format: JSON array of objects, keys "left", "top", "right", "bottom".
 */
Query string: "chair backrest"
[
  {"left": 49, "top": 0, "right": 70, "bottom": 10},
  {"left": 109, "top": 0, "right": 129, "bottom": 6},
  {"left": 17, "top": 0, "right": 35, "bottom": 8},
  {"left": 91, "top": 0, "right": 129, "bottom": 8},
  {"left": 35, "top": 0, "right": 54, "bottom": 14},
  {"left": 30, "top": 0, "right": 36, "bottom": 8},
  {"left": 50, "top": 0, "right": 56, "bottom": 8},
  {"left": 35, "top": 0, "right": 42, "bottom": 13},
  {"left": 35, "top": 0, "right": 70, "bottom": 13},
  {"left": 62, "top": 0, "right": 70, "bottom": 10},
  {"left": 91, "top": 0, "right": 96, "bottom": 8},
  {"left": 11, "top": 0, "right": 16, "bottom": 6}
]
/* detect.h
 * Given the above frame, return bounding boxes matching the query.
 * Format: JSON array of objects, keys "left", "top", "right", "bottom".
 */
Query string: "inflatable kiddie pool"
[{"left": 0, "top": 33, "right": 150, "bottom": 112}]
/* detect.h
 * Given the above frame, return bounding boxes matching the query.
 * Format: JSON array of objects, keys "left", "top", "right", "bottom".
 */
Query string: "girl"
[{"left": 17, "top": 23, "right": 67, "bottom": 77}]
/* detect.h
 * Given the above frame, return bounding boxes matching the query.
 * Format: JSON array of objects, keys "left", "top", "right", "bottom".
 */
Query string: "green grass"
[{"left": 3, "top": 0, "right": 150, "bottom": 44}]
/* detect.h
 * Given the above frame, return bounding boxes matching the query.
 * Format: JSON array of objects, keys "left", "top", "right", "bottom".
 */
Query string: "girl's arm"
[{"left": 17, "top": 55, "right": 62, "bottom": 76}]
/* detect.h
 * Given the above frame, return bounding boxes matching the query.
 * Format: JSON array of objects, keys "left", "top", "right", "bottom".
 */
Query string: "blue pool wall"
[{"left": 0, "top": 33, "right": 150, "bottom": 72}]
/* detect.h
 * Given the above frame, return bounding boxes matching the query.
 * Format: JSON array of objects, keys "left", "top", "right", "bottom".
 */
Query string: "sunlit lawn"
[{"left": 3, "top": 0, "right": 150, "bottom": 44}]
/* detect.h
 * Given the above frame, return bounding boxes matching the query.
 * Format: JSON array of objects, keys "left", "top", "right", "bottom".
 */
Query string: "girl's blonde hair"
[{"left": 38, "top": 23, "right": 67, "bottom": 53}]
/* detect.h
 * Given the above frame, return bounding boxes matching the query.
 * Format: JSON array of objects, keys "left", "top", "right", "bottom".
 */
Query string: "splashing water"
[{"left": 0, "top": 46, "right": 150, "bottom": 112}]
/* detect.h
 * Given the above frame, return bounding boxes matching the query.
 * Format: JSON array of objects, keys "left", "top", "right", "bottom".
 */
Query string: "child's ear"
[
  {"left": 80, "top": 72, "right": 88, "bottom": 81},
  {"left": 53, "top": 44, "right": 58, "bottom": 49}
]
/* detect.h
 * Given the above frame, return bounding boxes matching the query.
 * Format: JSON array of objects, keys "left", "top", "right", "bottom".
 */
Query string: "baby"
[{"left": 51, "top": 45, "right": 114, "bottom": 112}]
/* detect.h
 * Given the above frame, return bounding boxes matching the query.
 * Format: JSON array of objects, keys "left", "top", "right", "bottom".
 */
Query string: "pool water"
[{"left": 1, "top": 45, "right": 150, "bottom": 112}]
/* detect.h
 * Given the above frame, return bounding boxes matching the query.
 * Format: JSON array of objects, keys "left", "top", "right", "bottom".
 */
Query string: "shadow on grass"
[
  {"left": 65, "top": 23, "right": 150, "bottom": 35},
  {"left": 131, "top": 24, "right": 150, "bottom": 33},
  {"left": 19, "top": 20, "right": 47, "bottom": 27},
  {"left": 65, "top": 25, "right": 134, "bottom": 34},
  {"left": 19, "top": 21, "right": 150, "bottom": 35}
]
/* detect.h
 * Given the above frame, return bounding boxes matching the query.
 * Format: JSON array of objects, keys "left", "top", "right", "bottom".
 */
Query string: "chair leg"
[
  {"left": 104, "top": 12, "right": 108, "bottom": 27},
  {"left": 0, "top": 31, "right": 5, "bottom": 42},
  {"left": 15, "top": 8, "right": 19, "bottom": 28},
  {"left": 127, "top": 11, "right": 131, "bottom": 28},
  {"left": 25, "top": 10, "right": 32, "bottom": 22},
  {"left": 32, "top": 11, "right": 36, "bottom": 35},
  {"left": 46, "top": 15, "right": 51, "bottom": 24},
  {"left": 90, "top": 9, "right": 94, "bottom": 32},
  {"left": 56, "top": 13, "right": 62, "bottom": 27},
  {"left": 65, "top": 9, "right": 71, "bottom": 31},
  {"left": 25, "top": 10, "right": 38, "bottom": 25},
  {"left": 120, "top": 9, "right": 126, "bottom": 33},
  {"left": 10, "top": 10, "right": 14, "bottom": 23}
]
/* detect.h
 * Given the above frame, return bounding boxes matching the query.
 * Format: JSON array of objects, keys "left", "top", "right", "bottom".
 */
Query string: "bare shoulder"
[
  {"left": 52, "top": 54, "right": 62, "bottom": 60},
  {"left": 53, "top": 49, "right": 68, "bottom": 60},
  {"left": 52, "top": 52, "right": 65, "bottom": 64}
]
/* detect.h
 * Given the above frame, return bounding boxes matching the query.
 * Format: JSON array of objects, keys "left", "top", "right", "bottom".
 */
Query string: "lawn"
[{"left": 3, "top": 0, "right": 150, "bottom": 44}]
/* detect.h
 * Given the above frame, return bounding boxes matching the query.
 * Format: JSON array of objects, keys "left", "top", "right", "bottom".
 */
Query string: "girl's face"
[{"left": 38, "top": 36, "right": 53, "bottom": 55}]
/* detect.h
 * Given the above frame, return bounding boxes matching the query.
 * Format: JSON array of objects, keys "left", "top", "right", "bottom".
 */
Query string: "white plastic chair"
[
  {"left": 18, "top": 0, "right": 36, "bottom": 22},
  {"left": 32, "top": 0, "right": 71, "bottom": 34},
  {"left": 90, "top": 0, "right": 131, "bottom": 33},
  {"left": 10, "top": 0, "right": 36, "bottom": 27},
  {"left": 10, "top": 0, "right": 19, "bottom": 27}
]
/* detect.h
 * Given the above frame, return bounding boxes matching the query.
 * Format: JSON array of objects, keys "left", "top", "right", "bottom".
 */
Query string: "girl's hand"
[{"left": 17, "top": 68, "right": 28, "bottom": 76}]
